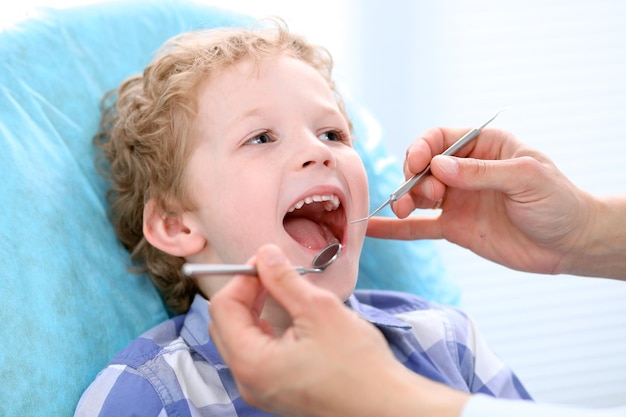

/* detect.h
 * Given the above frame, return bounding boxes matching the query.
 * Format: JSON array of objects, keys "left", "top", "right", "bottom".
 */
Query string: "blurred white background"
[{"left": 4, "top": 0, "right": 626, "bottom": 409}]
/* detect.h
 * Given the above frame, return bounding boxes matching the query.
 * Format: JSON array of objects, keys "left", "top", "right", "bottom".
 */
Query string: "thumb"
[
  {"left": 431, "top": 155, "right": 526, "bottom": 193},
  {"left": 255, "top": 244, "right": 322, "bottom": 318}
]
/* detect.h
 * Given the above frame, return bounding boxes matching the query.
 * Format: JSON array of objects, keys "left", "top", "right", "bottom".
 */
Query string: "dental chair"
[{"left": 0, "top": 1, "right": 459, "bottom": 415}]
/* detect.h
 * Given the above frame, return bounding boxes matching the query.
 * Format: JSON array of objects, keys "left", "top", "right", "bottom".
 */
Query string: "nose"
[{"left": 297, "top": 133, "right": 337, "bottom": 170}]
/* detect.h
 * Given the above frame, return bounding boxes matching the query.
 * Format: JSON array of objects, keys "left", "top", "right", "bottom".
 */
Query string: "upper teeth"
[{"left": 288, "top": 194, "right": 340, "bottom": 213}]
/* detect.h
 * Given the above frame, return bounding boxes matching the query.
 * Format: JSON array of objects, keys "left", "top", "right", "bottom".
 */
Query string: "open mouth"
[{"left": 283, "top": 194, "right": 346, "bottom": 250}]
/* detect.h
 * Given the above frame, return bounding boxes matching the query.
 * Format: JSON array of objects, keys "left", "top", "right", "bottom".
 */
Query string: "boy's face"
[{"left": 184, "top": 55, "right": 369, "bottom": 300}]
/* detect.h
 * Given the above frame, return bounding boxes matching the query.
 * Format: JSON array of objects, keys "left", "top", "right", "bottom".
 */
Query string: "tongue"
[{"left": 284, "top": 217, "right": 333, "bottom": 250}]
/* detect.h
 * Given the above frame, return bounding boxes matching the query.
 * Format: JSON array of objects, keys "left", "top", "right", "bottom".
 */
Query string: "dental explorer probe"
[{"left": 351, "top": 109, "right": 505, "bottom": 223}]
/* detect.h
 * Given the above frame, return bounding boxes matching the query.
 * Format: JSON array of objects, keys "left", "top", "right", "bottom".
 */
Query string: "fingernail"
[
  {"left": 420, "top": 180, "right": 435, "bottom": 201},
  {"left": 434, "top": 155, "right": 458, "bottom": 175},
  {"left": 263, "top": 245, "right": 287, "bottom": 266}
]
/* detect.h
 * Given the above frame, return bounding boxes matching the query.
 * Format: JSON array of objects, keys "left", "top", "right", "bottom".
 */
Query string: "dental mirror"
[{"left": 182, "top": 241, "right": 342, "bottom": 277}]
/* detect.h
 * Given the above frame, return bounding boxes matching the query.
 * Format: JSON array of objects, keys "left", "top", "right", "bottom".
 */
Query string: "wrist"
[{"left": 565, "top": 194, "right": 626, "bottom": 280}]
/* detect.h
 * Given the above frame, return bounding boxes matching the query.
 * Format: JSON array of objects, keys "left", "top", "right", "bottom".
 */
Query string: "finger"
[
  {"left": 209, "top": 273, "right": 266, "bottom": 362},
  {"left": 255, "top": 244, "right": 330, "bottom": 319},
  {"left": 390, "top": 179, "right": 447, "bottom": 219},
  {"left": 405, "top": 127, "right": 471, "bottom": 175},
  {"left": 431, "top": 155, "right": 538, "bottom": 193},
  {"left": 365, "top": 215, "right": 443, "bottom": 240},
  {"left": 416, "top": 175, "right": 447, "bottom": 203}
]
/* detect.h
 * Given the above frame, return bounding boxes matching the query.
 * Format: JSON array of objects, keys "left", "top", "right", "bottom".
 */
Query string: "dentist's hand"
[
  {"left": 366, "top": 127, "right": 604, "bottom": 277},
  {"left": 209, "top": 244, "right": 468, "bottom": 417}
]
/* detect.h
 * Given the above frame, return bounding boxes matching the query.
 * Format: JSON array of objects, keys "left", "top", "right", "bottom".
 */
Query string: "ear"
[{"left": 143, "top": 199, "right": 206, "bottom": 257}]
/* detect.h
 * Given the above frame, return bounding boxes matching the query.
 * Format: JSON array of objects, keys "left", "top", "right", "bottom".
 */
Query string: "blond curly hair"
[{"left": 95, "top": 20, "right": 350, "bottom": 314}]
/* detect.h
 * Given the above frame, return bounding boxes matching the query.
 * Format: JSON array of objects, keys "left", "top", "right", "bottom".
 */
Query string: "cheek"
[
  {"left": 347, "top": 157, "right": 370, "bottom": 209},
  {"left": 186, "top": 151, "right": 278, "bottom": 262},
  {"left": 198, "top": 207, "right": 260, "bottom": 264},
  {"left": 195, "top": 175, "right": 279, "bottom": 262},
  {"left": 346, "top": 157, "right": 369, "bottom": 252}
]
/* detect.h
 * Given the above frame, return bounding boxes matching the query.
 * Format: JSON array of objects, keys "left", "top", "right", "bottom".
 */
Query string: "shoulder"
[
  {"left": 353, "top": 289, "right": 435, "bottom": 312},
  {"left": 110, "top": 314, "right": 186, "bottom": 368},
  {"left": 353, "top": 289, "right": 474, "bottom": 343},
  {"left": 74, "top": 362, "right": 166, "bottom": 417},
  {"left": 75, "top": 316, "right": 188, "bottom": 417},
  {"left": 354, "top": 289, "right": 468, "bottom": 319}
]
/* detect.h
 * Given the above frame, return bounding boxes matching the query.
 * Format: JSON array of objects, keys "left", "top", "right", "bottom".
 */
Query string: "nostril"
[{"left": 302, "top": 159, "right": 334, "bottom": 169}]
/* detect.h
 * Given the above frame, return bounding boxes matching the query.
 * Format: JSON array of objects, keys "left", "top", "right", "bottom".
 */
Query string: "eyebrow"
[
  {"left": 228, "top": 107, "right": 264, "bottom": 129},
  {"left": 313, "top": 105, "right": 348, "bottom": 126},
  {"left": 225, "top": 97, "right": 346, "bottom": 135},
  {"left": 316, "top": 105, "right": 344, "bottom": 118}
]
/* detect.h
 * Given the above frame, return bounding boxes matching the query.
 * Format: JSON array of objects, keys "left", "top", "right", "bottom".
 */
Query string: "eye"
[
  {"left": 245, "top": 131, "right": 275, "bottom": 145},
  {"left": 318, "top": 130, "right": 348, "bottom": 143}
]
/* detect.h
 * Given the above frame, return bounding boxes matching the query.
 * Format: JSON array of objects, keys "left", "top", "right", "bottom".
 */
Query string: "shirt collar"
[
  {"left": 344, "top": 293, "right": 412, "bottom": 330},
  {"left": 180, "top": 292, "right": 413, "bottom": 366},
  {"left": 180, "top": 294, "right": 226, "bottom": 365}
]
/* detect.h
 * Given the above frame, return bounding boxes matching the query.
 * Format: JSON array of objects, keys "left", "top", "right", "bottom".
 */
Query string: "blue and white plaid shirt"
[{"left": 75, "top": 291, "right": 531, "bottom": 416}]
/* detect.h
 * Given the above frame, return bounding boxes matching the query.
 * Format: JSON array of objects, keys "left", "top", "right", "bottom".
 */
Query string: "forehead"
[
  {"left": 195, "top": 55, "right": 339, "bottom": 119},
  {"left": 203, "top": 54, "right": 331, "bottom": 92}
]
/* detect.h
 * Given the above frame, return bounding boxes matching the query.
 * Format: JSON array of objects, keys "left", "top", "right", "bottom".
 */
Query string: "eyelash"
[
  {"left": 244, "top": 129, "right": 350, "bottom": 146},
  {"left": 245, "top": 132, "right": 275, "bottom": 145},
  {"left": 319, "top": 129, "right": 350, "bottom": 144}
]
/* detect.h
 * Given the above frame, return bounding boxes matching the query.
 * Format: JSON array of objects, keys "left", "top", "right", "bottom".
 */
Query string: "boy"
[{"left": 75, "top": 20, "right": 531, "bottom": 416}]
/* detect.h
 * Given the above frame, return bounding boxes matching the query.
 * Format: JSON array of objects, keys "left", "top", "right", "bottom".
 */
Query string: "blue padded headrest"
[{"left": 0, "top": 1, "right": 457, "bottom": 415}]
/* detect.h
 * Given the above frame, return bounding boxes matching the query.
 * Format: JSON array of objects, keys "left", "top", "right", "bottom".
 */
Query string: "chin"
[{"left": 307, "top": 256, "right": 360, "bottom": 301}]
